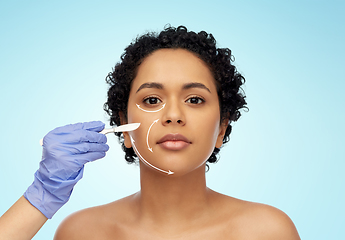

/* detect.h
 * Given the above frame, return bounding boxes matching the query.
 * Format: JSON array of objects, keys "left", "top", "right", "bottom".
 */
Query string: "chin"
[{"left": 140, "top": 158, "right": 207, "bottom": 178}]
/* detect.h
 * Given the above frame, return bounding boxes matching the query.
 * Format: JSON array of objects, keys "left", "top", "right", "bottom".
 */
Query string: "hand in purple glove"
[{"left": 24, "top": 121, "right": 109, "bottom": 219}]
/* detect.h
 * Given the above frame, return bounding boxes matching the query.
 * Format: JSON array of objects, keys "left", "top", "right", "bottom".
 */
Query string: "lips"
[{"left": 157, "top": 134, "right": 191, "bottom": 151}]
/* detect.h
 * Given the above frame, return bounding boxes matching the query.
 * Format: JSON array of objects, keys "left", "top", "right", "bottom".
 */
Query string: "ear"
[
  {"left": 215, "top": 119, "right": 229, "bottom": 148},
  {"left": 119, "top": 112, "right": 132, "bottom": 148}
]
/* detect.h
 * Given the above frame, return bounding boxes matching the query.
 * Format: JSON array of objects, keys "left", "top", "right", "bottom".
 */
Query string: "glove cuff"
[{"left": 24, "top": 168, "right": 84, "bottom": 219}]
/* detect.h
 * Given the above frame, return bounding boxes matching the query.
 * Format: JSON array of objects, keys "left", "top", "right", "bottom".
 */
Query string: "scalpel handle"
[{"left": 99, "top": 128, "right": 115, "bottom": 135}]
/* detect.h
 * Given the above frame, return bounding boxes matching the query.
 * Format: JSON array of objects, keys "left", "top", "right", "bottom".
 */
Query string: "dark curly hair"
[{"left": 104, "top": 25, "right": 247, "bottom": 167}]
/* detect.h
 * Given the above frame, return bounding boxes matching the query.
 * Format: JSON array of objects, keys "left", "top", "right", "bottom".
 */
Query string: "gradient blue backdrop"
[{"left": 1, "top": 1, "right": 344, "bottom": 239}]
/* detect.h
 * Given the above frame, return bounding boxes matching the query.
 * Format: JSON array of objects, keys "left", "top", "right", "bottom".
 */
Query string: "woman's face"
[{"left": 123, "top": 49, "right": 227, "bottom": 176}]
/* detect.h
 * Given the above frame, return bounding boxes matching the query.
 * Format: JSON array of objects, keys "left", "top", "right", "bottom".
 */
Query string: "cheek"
[
  {"left": 191, "top": 107, "right": 220, "bottom": 138},
  {"left": 199, "top": 123, "right": 220, "bottom": 153},
  {"left": 189, "top": 110, "right": 221, "bottom": 158},
  {"left": 127, "top": 107, "right": 160, "bottom": 144}
]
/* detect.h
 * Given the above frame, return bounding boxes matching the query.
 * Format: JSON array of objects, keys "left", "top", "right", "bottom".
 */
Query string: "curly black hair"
[{"left": 104, "top": 25, "right": 247, "bottom": 166}]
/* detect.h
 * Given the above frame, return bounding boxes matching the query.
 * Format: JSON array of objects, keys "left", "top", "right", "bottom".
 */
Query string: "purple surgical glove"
[{"left": 24, "top": 121, "right": 109, "bottom": 219}]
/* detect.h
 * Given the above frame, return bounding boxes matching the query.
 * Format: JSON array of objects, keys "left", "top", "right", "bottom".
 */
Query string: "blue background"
[{"left": 1, "top": 1, "right": 344, "bottom": 239}]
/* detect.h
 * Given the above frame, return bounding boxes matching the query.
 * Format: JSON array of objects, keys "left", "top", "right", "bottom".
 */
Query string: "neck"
[{"left": 134, "top": 162, "right": 211, "bottom": 224}]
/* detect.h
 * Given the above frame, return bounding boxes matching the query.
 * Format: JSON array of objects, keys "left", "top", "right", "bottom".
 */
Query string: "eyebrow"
[
  {"left": 136, "top": 82, "right": 211, "bottom": 93},
  {"left": 136, "top": 82, "right": 163, "bottom": 93},
  {"left": 182, "top": 82, "right": 211, "bottom": 93}
]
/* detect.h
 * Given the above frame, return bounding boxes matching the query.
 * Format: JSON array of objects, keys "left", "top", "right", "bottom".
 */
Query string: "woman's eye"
[
  {"left": 186, "top": 97, "right": 204, "bottom": 104},
  {"left": 143, "top": 97, "right": 162, "bottom": 105}
]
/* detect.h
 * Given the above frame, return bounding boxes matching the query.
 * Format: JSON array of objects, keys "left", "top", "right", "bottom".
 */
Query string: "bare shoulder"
[
  {"left": 216, "top": 194, "right": 300, "bottom": 240},
  {"left": 54, "top": 194, "right": 136, "bottom": 240},
  {"left": 54, "top": 206, "right": 100, "bottom": 240},
  {"left": 242, "top": 202, "right": 300, "bottom": 239}
]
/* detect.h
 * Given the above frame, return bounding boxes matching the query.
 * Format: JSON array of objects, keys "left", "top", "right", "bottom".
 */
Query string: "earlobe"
[
  {"left": 215, "top": 119, "right": 229, "bottom": 148},
  {"left": 215, "top": 134, "right": 224, "bottom": 148},
  {"left": 123, "top": 132, "right": 132, "bottom": 148},
  {"left": 119, "top": 111, "right": 132, "bottom": 148}
]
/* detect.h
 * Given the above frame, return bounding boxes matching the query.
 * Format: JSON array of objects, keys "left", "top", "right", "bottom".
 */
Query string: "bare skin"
[
  {"left": 55, "top": 49, "right": 300, "bottom": 239},
  {"left": 0, "top": 196, "right": 48, "bottom": 240},
  {"left": 55, "top": 165, "right": 299, "bottom": 239}
]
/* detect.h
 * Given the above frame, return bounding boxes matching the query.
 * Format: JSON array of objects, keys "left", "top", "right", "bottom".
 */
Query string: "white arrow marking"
[
  {"left": 130, "top": 135, "right": 174, "bottom": 175},
  {"left": 147, "top": 119, "right": 159, "bottom": 152},
  {"left": 136, "top": 103, "right": 166, "bottom": 113}
]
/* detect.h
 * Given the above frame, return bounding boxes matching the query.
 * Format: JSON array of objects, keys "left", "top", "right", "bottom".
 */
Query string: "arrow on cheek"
[
  {"left": 136, "top": 103, "right": 166, "bottom": 113},
  {"left": 130, "top": 135, "right": 174, "bottom": 175},
  {"left": 147, "top": 119, "right": 159, "bottom": 152}
]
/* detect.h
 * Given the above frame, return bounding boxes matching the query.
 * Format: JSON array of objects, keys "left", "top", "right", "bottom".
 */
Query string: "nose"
[{"left": 161, "top": 100, "right": 185, "bottom": 126}]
